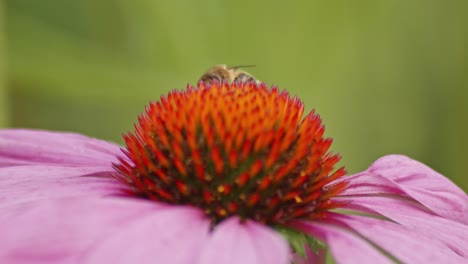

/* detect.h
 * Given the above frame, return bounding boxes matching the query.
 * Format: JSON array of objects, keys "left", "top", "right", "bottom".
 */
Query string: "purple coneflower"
[{"left": 1, "top": 82, "right": 467, "bottom": 264}]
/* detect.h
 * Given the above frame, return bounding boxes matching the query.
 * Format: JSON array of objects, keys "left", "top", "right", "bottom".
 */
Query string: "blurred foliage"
[
  {"left": 2, "top": 0, "right": 468, "bottom": 191},
  {"left": 0, "top": 2, "right": 6, "bottom": 127}
]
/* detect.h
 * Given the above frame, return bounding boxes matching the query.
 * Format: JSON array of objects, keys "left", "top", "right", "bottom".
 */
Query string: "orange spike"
[
  {"left": 248, "top": 159, "right": 263, "bottom": 177},
  {"left": 291, "top": 172, "right": 309, "bottom": 188},
  {"left": 283, "top": 190, "right": 300, "bottom": 201},
  {"left": 155, "top": 188, "right": 174, "bottom": 202},
  {"left": 236, "top": 172, "right": 250, "bottom": 187},
  {"left": 154, "top": 150, "right": 170, "bottom": 168},
  {"left": 203, "top": 190, "right": 213, "bottom": 203},
  {"left": 172, "top": 141, "right": 184, "bottom": 161},
  {"left": 247, "top": 193, "right": 260, "bottom": 207},
  {"left": 257, "top": 176, "right": 271, "bottom": 192},
  {"left": 240, "top": 140, "right": 252, "bottom": 161},
  {"left": 228, "top": 150, "right": 238, "bottom": 168},
  {"left": 265, "top": 141, "right": 280, "bottom": 169},
  {"left": 227, "top": 202, "right": 239, "bottom": 213},
  {"left": 186, "top": 131, "right": 197, "bottom": 150},
  {"left": 154, "top": 168, "right": 171, "bottom": 184},
  {"left": 175, "top": 180, "right": 190, "bottom": 196},
  {"left": 217, "top": 184, "right": 232, "bottom": 195},
  {"left": 173, "top": 158, "right": 187, "bottom": 176},
  {"left": 210, "top": 147, "right": 224, "bottom": 176},
  {"left": 195, "top": 164, "right": 205, "bottom": 181}
]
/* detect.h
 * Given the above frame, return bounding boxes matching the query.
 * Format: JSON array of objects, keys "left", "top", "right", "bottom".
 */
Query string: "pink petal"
[
  {"left": 0, "top": 129, "right": 122, "bottom": 167},
  {"left": 199, "top": 217, "right": 290, "bottom": 264},
  {"left": 0, "top": 197, "right": 170, "bottom": 264},
  {"left": 291, "top": 221, "right": 393, "bottom": 264},
  {"left": 328, "top": 213, "right": 466, "bottom": 263},
  {"left": 0, "top": 165, "right": 124, "bottom": 210},
  {"left": 83, "top": 206, "right": 211, "bottom": 264},
  {"left": 342, "top": 155, "right": 468, "bottom": 225},
  {"left": 339, "top": 173, "right": 402, "bottom": 196},
  {"left": 340, "top": 196, "right": 468, "bottom": 257}
]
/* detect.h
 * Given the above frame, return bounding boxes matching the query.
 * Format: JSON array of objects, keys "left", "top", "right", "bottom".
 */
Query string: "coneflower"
[{"left": 1, "top": 81, "right": 466, "bottom": 264}]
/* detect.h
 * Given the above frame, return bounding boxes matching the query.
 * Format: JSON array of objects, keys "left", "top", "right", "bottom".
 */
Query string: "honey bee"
[{"left": 199, "top": 64, "right": 260, "bottom": 85}]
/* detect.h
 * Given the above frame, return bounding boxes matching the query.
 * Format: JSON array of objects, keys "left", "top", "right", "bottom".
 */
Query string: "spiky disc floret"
[{"left": 114, "top": 81, "right": 347, "bottom": 225}]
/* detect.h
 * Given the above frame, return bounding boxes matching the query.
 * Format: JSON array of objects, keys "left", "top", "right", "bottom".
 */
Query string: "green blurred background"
[{"left": 0, "top": 1, "right": 467, "bottom": 191}]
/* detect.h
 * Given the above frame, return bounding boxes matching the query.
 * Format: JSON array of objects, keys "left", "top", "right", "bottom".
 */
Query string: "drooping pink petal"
[
  {"left": 340, "top": 196, "right": 468, "bottom": 257},
  {"left": 0, "top": 129, "right": 122, "bottom": 167},
  {"left": 341, "top": 155, "right": 468, "bottom": 225},
  {"left": 291, "top": 220, "right": 393, "bottom": 264},
  {"left": 0, "top": 197, "right": 164, "bottom": 263},
  {"left": 0, "top": 165, "right": 124, "bottom": 210},
  {"left": 83, "top": 206, "right": 211, "bottom": 264},
  {"left": 328, "top": 213, "right": 466, "bottom": 263},
  {"left": 198, "top": 217, "right": 290, "bottom": 264}
]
